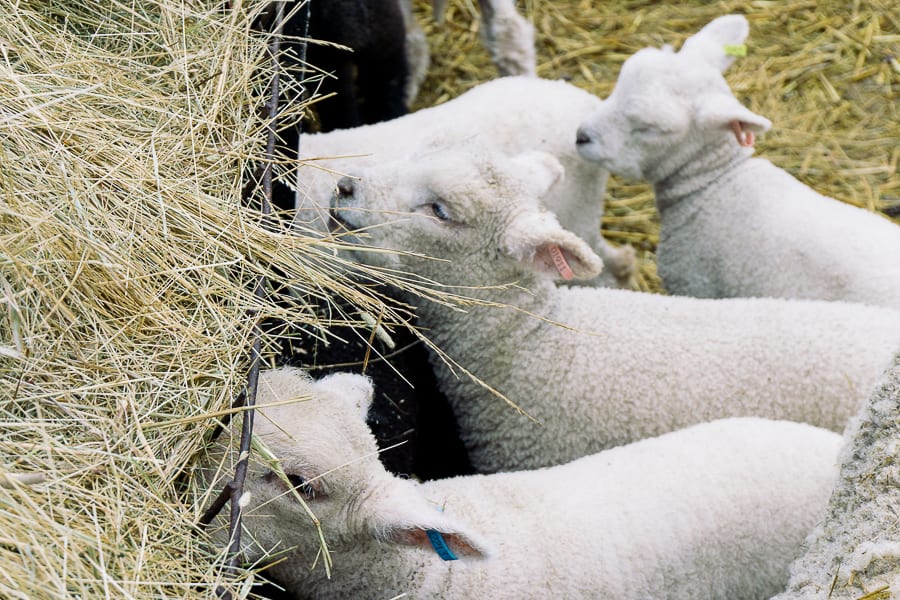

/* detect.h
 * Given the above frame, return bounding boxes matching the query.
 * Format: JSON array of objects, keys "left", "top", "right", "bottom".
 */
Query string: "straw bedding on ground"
[{"left": 0, "top": 0, "right": 896, "bottom": 598}]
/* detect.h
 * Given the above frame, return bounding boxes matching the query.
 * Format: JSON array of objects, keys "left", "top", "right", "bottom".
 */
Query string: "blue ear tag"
[{"left": 425, "top": 529, "right": 458, "bottom": 561}]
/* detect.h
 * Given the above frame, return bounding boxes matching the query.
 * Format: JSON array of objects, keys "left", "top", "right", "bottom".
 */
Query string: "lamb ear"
[
  {"left": 679, "top": 14, "right": 749, "bottom": 73},
  {"left": 383, "top": 524, "right": 490, "bottom": 560},
  {"left": 311, "top": 373, "right": 375, "bottom": 421},
  {"left": 371, "top": 492, "right": 492, "bottom": 560},
  {"left": 504, "top": 211, "right": 604, "bottom": 281},
  {"left": 695, "top": 92, "right": 772, "bottom": 136}
]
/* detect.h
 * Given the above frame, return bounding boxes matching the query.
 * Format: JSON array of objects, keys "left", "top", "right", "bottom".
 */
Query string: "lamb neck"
[
  {"left": 652, "top": 139, "right": 753, "bottom": 212},
  {"left": 412, "top": 275, "right": 557, "bottom": 358}
]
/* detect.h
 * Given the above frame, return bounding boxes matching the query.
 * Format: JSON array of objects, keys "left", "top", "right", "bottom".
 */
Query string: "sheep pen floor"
[{"left": 412, "top": 0, "right": 899, "bottom": 293}]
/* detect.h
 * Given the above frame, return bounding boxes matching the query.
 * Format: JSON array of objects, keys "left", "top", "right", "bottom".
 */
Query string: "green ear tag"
[{"left": 724, "top": 44, "right": 747, "bottom": 57}]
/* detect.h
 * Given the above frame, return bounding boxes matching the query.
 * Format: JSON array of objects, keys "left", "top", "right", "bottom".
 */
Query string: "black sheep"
[{"left": 282, "top": 0, "right": 411, "bottom": 133}]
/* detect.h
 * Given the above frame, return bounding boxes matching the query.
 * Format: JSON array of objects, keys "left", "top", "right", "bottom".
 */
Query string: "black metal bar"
[
  {"left": 200, "top": 3, "right": 290, "bottom": 597},
  {"left": 198, "top": 481, "right": 235, "bottom": 528},
  {"left": 292, "top": 0, "right": 312, "bottom": 211},
  {"left": 223, "top": 0, "right": 287, "bottom": 577}
]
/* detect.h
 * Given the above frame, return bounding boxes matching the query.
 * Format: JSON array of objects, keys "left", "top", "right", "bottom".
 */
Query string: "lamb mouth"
[
  {"left": 328, "top": 207, "right": 353, "bottom": 233},
  {"left": 575, "top": 145, "right": 607, "bottom": 165}
]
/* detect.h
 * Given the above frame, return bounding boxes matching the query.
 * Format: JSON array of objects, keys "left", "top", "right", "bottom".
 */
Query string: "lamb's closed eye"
[
  {"left": 630, "top": 123, "right": 662, "bottom": 135},
  {"left": 286, "top": 473, "right": 318, "bottom": 499}
]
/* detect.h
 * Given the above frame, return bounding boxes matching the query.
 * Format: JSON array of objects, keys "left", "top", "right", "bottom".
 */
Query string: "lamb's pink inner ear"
[
  {"left": 385, "top": 527, "right": 486, "bottom": 559},
  {"left": 730, "top": 120, "right": 755, "bottom": 147}
]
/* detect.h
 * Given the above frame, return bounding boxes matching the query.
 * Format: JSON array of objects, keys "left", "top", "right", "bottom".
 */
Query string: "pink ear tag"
[
  {"left": 547, "top": 244, "right": 574, "bottom": 280},
  {"left": 730, "top": 121, "right": 755, "bottom": 147}
]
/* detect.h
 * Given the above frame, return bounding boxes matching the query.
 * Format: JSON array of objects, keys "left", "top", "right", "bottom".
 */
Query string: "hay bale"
[{"left": 0, "top": 2, "right": 419, "bottom": 597}]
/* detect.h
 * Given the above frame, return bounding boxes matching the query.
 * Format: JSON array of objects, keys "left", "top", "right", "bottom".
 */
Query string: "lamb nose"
[
  {"left": 575, "top": 128, "right": 592, "bottom": 145},
  {"left": 336, "top": 177, "right": 356, "bottom": 197}
]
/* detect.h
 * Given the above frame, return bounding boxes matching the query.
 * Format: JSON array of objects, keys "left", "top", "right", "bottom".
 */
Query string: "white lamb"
[
  {"left": 471, "top": 0, "right": 537, "bottom": 77},
  {"left": 202, "top": 366, "right": 842, "bottom": 600},
  {"left": 575, "top": 14, "right": 900, "bottom": 308},
  {"left": 286, "top": 75, "right": 636, "bottom": 288},
  {"left": 772, "top": 352, "right": 900, "bottom": 600},
  {"left": 329, "top": 145, "right": 900, "bottom": 473}
]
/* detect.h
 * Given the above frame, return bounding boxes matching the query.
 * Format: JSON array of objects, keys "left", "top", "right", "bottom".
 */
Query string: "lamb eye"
[
  {"left": 287, "top": 474, "right": 316, "bottom": 499},
  {"left": 430, "top": 202, "right": 450, "bottom": 221},
  {"left": 265, "top": 470, "right": 320, "bottom": 500}
]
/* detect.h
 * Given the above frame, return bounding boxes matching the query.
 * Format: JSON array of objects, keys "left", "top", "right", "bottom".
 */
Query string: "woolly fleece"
[{"left": 772, "top": 353, "right": 900, "bottom": 599}]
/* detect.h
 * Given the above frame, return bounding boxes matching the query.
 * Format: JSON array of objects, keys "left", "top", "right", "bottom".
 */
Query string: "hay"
[
  {"left": 0, "top": 0, "right": 897, "bottom": 598},
  {"left": 0, "top": 1, "right": 426, "bottom": 597},
  {"left": 414, "top": 0, "right": 899, "bottom": 292}
]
